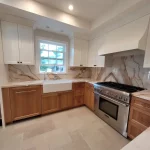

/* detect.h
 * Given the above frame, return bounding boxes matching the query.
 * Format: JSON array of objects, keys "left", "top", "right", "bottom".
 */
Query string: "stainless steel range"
[{"left": 94, "top": 82, "right": 144, "bottom": 138}]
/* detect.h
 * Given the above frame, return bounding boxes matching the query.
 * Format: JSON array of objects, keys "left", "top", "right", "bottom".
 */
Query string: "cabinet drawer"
[
  {"left": 74, "top": 89, "right": 84, "bottom": 96},
  {"left": 129, "top": 106, "right": 150, "bottom": 128},
  {"left": 74, "top": 96, "right": 84, "bottom": 107},
  {"left": 72, "top": 82, "right": 85, "bottom": 89},
  {"left": 132, "top": 96, "right": 150, "bottom": 113},
  {"left": 128, "top": 121, "right": 146, "bottom": 139}
]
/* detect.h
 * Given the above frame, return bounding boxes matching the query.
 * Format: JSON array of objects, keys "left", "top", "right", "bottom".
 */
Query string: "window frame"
[{"left": 37, "top": 38, "right": 68, "bottom": 74}]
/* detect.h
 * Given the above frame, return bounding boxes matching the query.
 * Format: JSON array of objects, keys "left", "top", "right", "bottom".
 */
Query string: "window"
[{"left": 39, "top": 40, "right": 66, "bottom": 73}]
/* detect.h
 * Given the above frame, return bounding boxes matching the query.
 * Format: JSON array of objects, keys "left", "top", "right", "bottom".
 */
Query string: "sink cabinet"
[
  {"left": 10, "top": 86, "right": 42, "bottom": 121},
  {"left": 42, "top": 91, "right": 73, "bottom": 114},
  {"left": 59, "top": 91, "right": 73, "bottom": 110},
  {"left": 42, "top": 92, "right": 60, "bottom": 114}
]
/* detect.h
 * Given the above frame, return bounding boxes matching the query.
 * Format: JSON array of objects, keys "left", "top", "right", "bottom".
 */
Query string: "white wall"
[{"left": 0, "top": 22, "right": 8, "bottom": 127}]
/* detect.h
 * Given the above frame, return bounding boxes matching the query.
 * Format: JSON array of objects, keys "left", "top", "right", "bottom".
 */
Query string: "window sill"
[{"left": 40, "top": 72, "right": 67, "bottom": 75}]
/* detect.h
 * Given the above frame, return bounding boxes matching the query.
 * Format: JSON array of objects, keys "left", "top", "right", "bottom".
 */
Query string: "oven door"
[{"left": 94, "top": 92, "right": 129, "bottom": 137}]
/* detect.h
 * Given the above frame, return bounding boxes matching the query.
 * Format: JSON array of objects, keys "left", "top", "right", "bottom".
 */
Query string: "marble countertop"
[
  {"left": 121, "top": 127, "right": 150, "bottom": 150},
  {"left": 132, "top": 90, "right": 150, "bottom": 101},
  {"left": 1, "top": 78, "right": 98, "bottom": 88}
]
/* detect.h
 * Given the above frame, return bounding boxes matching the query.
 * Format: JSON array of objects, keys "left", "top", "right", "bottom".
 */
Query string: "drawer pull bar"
[{"left": 16, "top": 90, "right": 36, "bottom": 94}]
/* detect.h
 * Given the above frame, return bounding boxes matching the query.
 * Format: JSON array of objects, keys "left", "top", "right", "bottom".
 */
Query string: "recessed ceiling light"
[{"left": 68, "top": 5, "right": 73, "bottom": 11}]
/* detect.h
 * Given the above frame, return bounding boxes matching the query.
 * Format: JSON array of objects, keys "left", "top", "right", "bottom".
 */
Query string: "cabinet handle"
[
  {"left": 94, "top": 65, "right": 97, "bottom": 66},
  {"left": 16, "top": 90, "right": 36, "bottom": 94},
  {"left": 80, "top": 65, "right": 83, "bottom": 66}
]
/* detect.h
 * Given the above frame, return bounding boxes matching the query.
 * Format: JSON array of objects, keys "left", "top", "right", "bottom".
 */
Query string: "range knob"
[
  {"left": 124, "top": 98, "right": 128, "bottom": 102},
  {"left": 119, "top": 96, "right": 122, "bottom": 100}
]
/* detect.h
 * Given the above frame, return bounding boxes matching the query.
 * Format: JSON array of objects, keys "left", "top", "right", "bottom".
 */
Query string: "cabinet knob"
[
  {"left": 94, "top": 65, "right": 97, "bottom": 66},
  {"left": 17, "top": 61, "right": 19, "bottom": 63},
  {"left": 80, "top": 65, "right": 83, "bottom": 67},
  {"left": 20, "top": 62, "right": 22, "bottom": 63}
]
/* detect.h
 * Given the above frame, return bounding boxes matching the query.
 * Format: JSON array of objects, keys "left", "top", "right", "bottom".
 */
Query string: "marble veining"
[
  {"left": 90, "top": 55, "right": 150, "bottom": 89},
  {"left": 8, "top": 65, "right": 90, "bottom": 82},
  {"left": 7, "top": 55, "right": 150, "bottom": 89}
]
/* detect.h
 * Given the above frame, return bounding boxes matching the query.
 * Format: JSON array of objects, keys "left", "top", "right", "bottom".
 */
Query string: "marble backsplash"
[
  {"left": 8, "top": 65, "right": 90, "bottom": 82},
  {"left": 7, "top": 55, "right": 150, "bottom": 89},
  {"left": 89, "top": 55, "right": 150, "bottom": 89}
]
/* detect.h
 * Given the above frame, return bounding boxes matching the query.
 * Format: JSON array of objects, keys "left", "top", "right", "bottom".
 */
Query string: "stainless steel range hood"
[{"left": 98, "top": 15, "right": 150, "bottom": 56}]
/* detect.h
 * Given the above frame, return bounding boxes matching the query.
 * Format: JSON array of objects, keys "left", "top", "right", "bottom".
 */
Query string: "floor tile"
[
  {"left": 23, "top": 120, "right": 55, "bottom": 140},
  {"left": 44, "top": 128, "right": 72, "bottom": 149},
  {"left": 0, "top": 106, "right": 129, "bottom": 150}
]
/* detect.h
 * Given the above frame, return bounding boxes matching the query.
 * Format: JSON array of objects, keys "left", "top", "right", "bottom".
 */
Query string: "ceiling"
[{"left": 35, "top": 0, "right": 118, "bottom": 21}]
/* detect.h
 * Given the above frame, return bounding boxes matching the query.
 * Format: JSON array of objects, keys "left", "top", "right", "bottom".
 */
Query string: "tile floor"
[{"left": 0, "top": 106, "right": 129, "bottom": 150}]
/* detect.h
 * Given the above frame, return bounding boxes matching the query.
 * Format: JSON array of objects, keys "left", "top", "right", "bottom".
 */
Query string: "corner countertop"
[
  {"left": 121, "top": 127, "right": 150, "bottom": 150},
  {"left": 1, "top": 78, "right": 98, "bottom": 88},
  {"left": 132, "top": 90, "right": 150, "bottom": 101}
]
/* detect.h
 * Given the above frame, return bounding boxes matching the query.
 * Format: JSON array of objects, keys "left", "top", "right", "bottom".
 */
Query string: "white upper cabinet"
[
  {"left": 80, "top": 39, "right": 88, "bottom": 66},
  {"left": 70, "top": 37, "right": 88, "bottom": 67},
  {"left": 1, "top": 21, "right": 34, "bottom": 65},
  {"left": 18, "top": 24, "right": 34, "bottom": 65},
  {"left": 88, "top": 38, "right": 108, "bottom": 67},
  {"left": 1, "top": 21, "right": 20, "bottom": 64}
]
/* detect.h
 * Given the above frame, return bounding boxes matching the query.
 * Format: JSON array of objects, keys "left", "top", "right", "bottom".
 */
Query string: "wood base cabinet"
[
  {"left": 128, "top": 96, "right": 150, "bottom": 139},
  {"left": 128, "top": 121, "right": 146, "bottom": 139},
  {"left": 42, "top": 93, "right": 59, "bottom": 114},
  {"left": 42, "top": 91, "right": 73, "bottom": 115},
  {"left": 2, "top": 82, "right": 95, "bottom": 124},
  {"left": 84, "top": 83, "right": 94, "bottom": 111},
  {"left": 73, "top": 82, "right": 85, "bottom": 107},
  {"left": 10, "top": 86, "right": 42, "bottom": 121},
  {"left": 59, "top": 91, "right": 73, "bottom": 110}
]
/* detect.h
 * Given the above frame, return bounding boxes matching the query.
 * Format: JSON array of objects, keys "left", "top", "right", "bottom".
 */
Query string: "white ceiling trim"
[
  {"left": 92, "top": 0, "right": 146, "bottom": 29},
  {"left": 0, "top": 0, "right": 91, "bottom": 30}
]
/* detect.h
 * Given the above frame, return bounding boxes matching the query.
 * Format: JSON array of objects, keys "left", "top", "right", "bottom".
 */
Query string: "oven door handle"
[{"left": 94, "top": 92, "right": 129, "bottom": 107}]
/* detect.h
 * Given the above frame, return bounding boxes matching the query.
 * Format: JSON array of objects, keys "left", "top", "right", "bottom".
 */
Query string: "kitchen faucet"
[
  {"left": 44, "top": 71, "right": 47, "bottom": 80},
  {"left": 51, "top": 73, "right": 61, "bottom": 80}
]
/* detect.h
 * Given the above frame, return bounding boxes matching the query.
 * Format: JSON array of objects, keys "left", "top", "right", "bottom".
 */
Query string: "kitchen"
[{"left": 0, "top": 0, "right": 150, "bottom": 150}]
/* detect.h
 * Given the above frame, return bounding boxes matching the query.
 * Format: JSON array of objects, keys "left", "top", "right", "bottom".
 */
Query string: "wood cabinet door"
[
  {"left": 18, "top": 24, "right": 34, "bottom": 65},
  {"left": 74, "top": 96, "right": 84, "bottom": 107},
  {"left": 42, "top": 93, "right": 59, "bottom": 114},
  {"left": 1, "top": 21, "right": 19, "bottom": 64},
  {"left": 84, "top": 84, "right": 94, "bottom": 111},
  {"left": 128, "top": 121, "right": 146, "bottom": 139},
  {"left": 59, "top": 91, "right": 73, "bottom": 110},
  {"left": 129, "top": 106, "right": 150, "bottom": 128},
  {"left": 10, "top": 86, "right": 42, "bottom": 121},
  {"left": 84, "top": 87, "right": 91, "bottom": 107}
]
